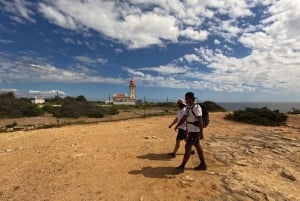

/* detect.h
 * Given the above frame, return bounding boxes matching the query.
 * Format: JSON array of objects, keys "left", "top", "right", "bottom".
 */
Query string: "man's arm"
[
  {"left": 175, "top": 115, "right": 187, "bottom": 131},
  {"left": 169, "top": 117, "right": 178, "bottom": 128}
]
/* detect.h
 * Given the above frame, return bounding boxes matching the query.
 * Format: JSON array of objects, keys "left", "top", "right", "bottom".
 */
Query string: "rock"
[
  {"left": 271, "top": 149, "right": 282, "bottom": 154},
  {"left": 281, "top": 136, "right": 297, "bottom": 141},
  {"left": 144, "top": 136, "right": 159, "bottom": 139},
  {"left": 6, "top": 148, "right": 13, "bottom": 153},
  {"left": 6, "top": 128, "right": 14, "bottom": 132},
  {"left": 139, "top": 196, "right": 144, "bottom": 201},
  {"left": 182, "top": 175, "right": 195, "bottom": 182},
  {"left": 70, "top": 153, "right": 85, "bottom": 159},
  {"left": 264, "top": 155, "right": 274, "bottom": 159},
  {"left": 280, "top": 171, "right": 296, "bottom": 181},
  {"left": 234, "top": 160, "right": 248, "bottom": 166}
]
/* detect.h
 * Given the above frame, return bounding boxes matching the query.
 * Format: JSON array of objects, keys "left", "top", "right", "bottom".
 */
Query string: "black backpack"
[{"left": 189, "top": 103, "right": 210, "bottom": 128}]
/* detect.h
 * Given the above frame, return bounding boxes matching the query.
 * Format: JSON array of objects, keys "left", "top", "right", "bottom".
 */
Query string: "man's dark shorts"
[
  {"left": 186, "top": 132, "right": 200, "bottom": 145},
  {"left": 177, "top": 128, "right": 187, "bottom": 140}
]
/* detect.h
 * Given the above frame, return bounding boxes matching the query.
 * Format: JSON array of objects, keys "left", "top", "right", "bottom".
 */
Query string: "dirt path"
[{"left": 0, "top": 113, "right": 299, "bottom": 201}]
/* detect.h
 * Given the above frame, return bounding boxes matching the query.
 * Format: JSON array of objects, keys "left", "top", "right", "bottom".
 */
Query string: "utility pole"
[{"left": 143, "top": 96, "right": 146, "bottom": 117}]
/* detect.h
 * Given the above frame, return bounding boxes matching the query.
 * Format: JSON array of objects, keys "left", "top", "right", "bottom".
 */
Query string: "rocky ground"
[{"left": 0, "top": 113, "right": 299, "bottom": 201}]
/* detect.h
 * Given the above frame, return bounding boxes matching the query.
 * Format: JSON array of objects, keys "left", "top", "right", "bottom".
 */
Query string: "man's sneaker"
[
  {"left": 175, "top": 165, "right": 185, "bottom": 173},
  {"left": 190, "top": 150, "right": 195, "bottom": 155},
  {"left": 194, "top": 163, "right": 207, "bottom": 171},
  {"left": 167, "top": 153, "right": 176, "bottom": 158}
]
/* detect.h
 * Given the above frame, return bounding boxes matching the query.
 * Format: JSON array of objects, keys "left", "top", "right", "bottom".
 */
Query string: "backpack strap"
[{"left": 190, "top": 103, "right": 199, "bottom": 117}]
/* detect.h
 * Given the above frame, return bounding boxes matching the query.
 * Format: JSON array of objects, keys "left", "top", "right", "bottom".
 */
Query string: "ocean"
[{"left": 217, "top": 102, "right": 300, "bottom": 113}]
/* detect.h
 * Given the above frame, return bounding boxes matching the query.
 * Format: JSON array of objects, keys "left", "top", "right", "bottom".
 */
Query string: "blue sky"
[{"left": 0, "top": 0, "right": 299, "bottom": 102}]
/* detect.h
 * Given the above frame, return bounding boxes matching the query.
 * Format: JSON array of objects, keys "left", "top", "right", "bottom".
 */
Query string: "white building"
[
  {"left": 31, "top": 97, "right": 45, "bottom": 104},
  {"left": 113, "top": 79, "right": 136, "bottom": 105}
]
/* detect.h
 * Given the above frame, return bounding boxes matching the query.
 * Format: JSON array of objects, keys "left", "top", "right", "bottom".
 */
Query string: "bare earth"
[{"left": 0, "top": 113, "right": 299, "bottom": 201}]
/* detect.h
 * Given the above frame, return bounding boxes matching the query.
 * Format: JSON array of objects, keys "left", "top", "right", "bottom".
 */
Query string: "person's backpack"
[{"left": 190, "top": 103, "right": 210, "bottom": 128}]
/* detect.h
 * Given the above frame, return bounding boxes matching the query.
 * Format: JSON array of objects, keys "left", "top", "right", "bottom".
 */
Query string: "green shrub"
[
  {"left": 23, "top": 104, "right": 44, "bottom": 117},
  {"left": 43, "top": 104, "right": 57, "bottom": 114},
  {"left": 56, "top": 101, "right": 86, "bottom": 118},
  {"left": 56, "top": 101, "right": 107, "bottom": 118},
  {"left": 6, "top": 122, "right": 17, "bottom": 128},
  {"left": 287, "top": 108, "right": 300, "bottom": 114},
  {"left": 225, "top": 107, "right": 288, "bottom": 126}
]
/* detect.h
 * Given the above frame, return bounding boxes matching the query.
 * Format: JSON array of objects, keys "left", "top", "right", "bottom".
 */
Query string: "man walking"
[
  {"left": 174, "top": 92, "right": 207, "bottom": 173},
  {"left": 168, "top": 98, "right": 187, "bottom": 157}
]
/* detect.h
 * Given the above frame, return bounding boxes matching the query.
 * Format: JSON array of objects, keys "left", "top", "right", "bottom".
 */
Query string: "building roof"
[{"left": 113, "top": 93, "right": 128, "bottom": 98}]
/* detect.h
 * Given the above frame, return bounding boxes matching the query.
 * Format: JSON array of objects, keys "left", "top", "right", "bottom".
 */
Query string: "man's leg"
[
  {"left": 171, "top": 139, "right": 181, "bottom": 156},
  {"left": 194, "top": 141, "right": 207, "bottom": 170},
  {"left": 175, "top": 142, "right": 193, "bottom": 173}
]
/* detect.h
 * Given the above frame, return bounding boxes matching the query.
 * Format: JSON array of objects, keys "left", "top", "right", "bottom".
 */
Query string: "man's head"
[
  {"left": 177, "top": 98, "right": 186, "bottom": 108},
  {"left": 185, "top": 92, "right": 195, "bottom": 105}
]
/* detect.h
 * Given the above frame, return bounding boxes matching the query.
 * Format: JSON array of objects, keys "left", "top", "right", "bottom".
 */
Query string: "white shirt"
[
  {"left": 177, "top": 107, "right": 186, "bottom": 130},
  {"left": 186, "top": 104, "right": 202, "bottom": 132}
]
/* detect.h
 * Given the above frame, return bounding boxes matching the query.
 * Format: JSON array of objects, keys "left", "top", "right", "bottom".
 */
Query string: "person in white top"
[
  {"left": 175, "top": 92, "right": 207, "bottom": 173},
  {"left": 168, "top": 98, "right": 188, "bottom": 157}
]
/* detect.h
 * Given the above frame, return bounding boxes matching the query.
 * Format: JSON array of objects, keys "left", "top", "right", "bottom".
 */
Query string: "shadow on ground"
[
  {"left": 137, "top": 153, "right": 175, "bottom": 161},
  {"left": 128, "top": 166, "right": 178, "bottom": 179}
]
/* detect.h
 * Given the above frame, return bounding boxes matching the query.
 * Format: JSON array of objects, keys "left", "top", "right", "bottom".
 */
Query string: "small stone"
[
  {"left": 70, "top": 153, "right": 85, "bottom": 159},
  {"left": 281, "top": 136, "right": 297, "bottom": 141},
  {"left": 144, "top": 136, "right": 151, "bottom": 139},
  {"left": 139, "top": 196, "right": 144, "bottom": 201},
  {"left": 6, "top": 148, "right": 13, "bottom": 153},
  {"left": 13, "top": 186, "right": 20, "bottom": 191},
  {"left": 182, "top": 175, "right": 195, "bottom": 182},
  {"left": 234, "top": 160, "right": 248, "bottom": 166},
  {"left": 280, "top": 171, "right": 296, "bottom": 181},
  {"left": 6, "top": 128, "right": 14, "bottom": 132}
]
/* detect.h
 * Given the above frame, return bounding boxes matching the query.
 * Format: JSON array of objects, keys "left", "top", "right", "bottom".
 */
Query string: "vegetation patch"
[
  {"left": 287, "top": 108, "right": 300, "bottom": 115},
  {"left": 224, "top": 107, "right": 288, "bottom": 126}
]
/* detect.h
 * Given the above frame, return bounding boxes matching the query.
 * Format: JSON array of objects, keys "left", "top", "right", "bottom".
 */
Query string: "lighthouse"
[{"left": 129, "top": 79, "right": 136, "bottom": 100}]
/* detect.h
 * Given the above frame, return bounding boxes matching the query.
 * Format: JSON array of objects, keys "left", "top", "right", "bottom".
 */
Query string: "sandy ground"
[{"left": 0, "top": 113, "right": 299, "bottom": 201}]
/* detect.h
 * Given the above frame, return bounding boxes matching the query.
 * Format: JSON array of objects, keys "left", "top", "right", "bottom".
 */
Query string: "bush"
[
  {"left": 0, "top": 92, "right": 43, "bottom": 118},
  {"left": 43, "top": 104, "right": 58, "bottom": 114},
  {"left": 56, "top": 101, "right": 86, "bottom": 118},
  {"left": 287, "top": 108, "right": 300, "bottom": 114},
  {"left": 23, "top": 104, "right": 44, "bottom": 117},
  {"left": 224, "top": 107, "right": 288, "bottom": 126},
  {"left": 56, "top": 101, "right": 107, "bottom": 118}
]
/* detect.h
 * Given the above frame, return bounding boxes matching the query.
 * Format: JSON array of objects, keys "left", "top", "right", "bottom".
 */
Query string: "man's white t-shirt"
[
  {"left": 177, "top": 107, "right": 186, "bottom": 130},
  {"left": 186, "top": 104, "right": 202, "bottom": 132}
]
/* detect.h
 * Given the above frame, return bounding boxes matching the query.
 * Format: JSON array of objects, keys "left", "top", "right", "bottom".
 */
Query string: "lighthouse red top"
[{"left": 130, "top": 79, "right": 135, "bottom": 86}]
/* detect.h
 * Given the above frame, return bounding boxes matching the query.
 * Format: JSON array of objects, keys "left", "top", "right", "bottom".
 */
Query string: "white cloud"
[
  {"left": 180, "top": 27, "right": 208, "bottom": 41},
  {"left": 0, "top": 54, "right": 125, "bottom": 84},
  {"left": 0, "top": 39, "right": 14, "bottom": 44},
  {"left": 0, "top": 88, "right": 19, "bottom": 93},
  {"left": 121, "top": 0, "right": 300, "bottom": 95},
  {"left": 140, "top": 65, "right": 188, "bottom": 75},
  {"left": 0, "top": 0, "right": 35, "bottom": 23},
  {"left": 74, "top": 56, "right": 107, "bottom": 65},
  {"left": 182, "top": 54, "right": 201, "bottom": 63},
  {"left": 214, "top": 39, "right": 221, "bottom": 45},
  {"left": 29, "top": 89, "right": 67, "bottom": 97},
  {"left": 39, "top": 3, "right": 78, "bottom": 30}
]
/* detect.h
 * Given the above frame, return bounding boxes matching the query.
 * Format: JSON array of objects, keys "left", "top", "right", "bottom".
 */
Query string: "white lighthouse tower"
[{"left": 129, "top": 79, "right": 136, "bottom": 101}]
